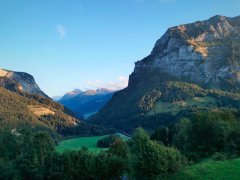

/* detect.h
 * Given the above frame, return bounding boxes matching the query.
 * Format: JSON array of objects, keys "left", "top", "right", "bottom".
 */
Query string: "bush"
[
  {"left": 131, "top": 128, "right": 187, "bottom": 178},
  {"left": 212, "top": 152, "right": 227, "bottom": 161},
  {"left": 97, "top": 134, "right": 121, "bottom": 148}
]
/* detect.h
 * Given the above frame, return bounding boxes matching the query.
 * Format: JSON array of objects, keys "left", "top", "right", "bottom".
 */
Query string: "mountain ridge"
[
  {"left": 90, "top": 15, "right": 240, "bottom": 133},
  {"left": 0, "top": 68, "right": 48, "bottom": 97},
  {"left": 59, "top": 88, "right": 115, "bottom": 119}
]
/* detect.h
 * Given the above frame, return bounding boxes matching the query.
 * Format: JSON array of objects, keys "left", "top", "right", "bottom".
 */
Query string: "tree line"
[{"left": 0, "top": 128, "right": 186, "bottom": 180}]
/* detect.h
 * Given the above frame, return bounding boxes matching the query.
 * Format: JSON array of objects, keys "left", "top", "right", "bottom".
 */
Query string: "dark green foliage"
[
  {"left": 0, "top": 87, "right": 112, "bottom": 137},
  {"left": 161, "top": 81, "right": 204, "bottom": 102},
  {"left": 151, "top": 126, "right": 171, "bottom": 145},
  {"left": 130, "top": 128, "right": 187, "bottom": 179},
  {"left": 91, "top": 77, "right": 240, "bottom": 134},
  {"left": 151, "top": 111, "right": 240, "bottom": 161},
  {"left": 97, "top": 134, "right": 121, "bottom": 148},
  {"left": 0, "top": 128, "right": 187, "bottom": 179}
]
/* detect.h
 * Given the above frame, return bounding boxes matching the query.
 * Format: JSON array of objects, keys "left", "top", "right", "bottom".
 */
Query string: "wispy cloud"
[
  {"left": 86, "top": 76, "right": 129, "bottom": 90},
  {"left": 56, "top": 25, "right": 66, "bottom": 39}
]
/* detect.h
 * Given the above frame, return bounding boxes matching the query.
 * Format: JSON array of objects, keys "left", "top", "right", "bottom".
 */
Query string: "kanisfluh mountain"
[
  {"left": 0, "top": 68, "right": 112, "bottom": 137},
  {"left": 90, "top": 15, "right": 240, "bottom": 133},
  {"left": 58, "top": 88, "right": 114, "bottom": 119}
]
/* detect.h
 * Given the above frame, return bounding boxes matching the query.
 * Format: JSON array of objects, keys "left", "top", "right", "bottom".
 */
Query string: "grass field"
[
  {"left": 148, "top": 96, "right": 217, "bottom": 116},
  {"left": 169, "top": 158, "right": 240, "bottom": 180},
  {"left": 56, "top": 133, "right": 129, "bottom": 153}
]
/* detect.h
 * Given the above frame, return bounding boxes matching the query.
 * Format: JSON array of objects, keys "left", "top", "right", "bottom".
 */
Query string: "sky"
[{"left": 0, "top": 0, "right": 240, "bottom": 97}]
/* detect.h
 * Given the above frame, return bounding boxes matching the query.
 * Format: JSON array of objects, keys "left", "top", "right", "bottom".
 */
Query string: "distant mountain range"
[
  {"left": 0, "top": 68, "right": 112, "bottom": 136},
  {"left": 58, "top": 88, "right": 115, "bottom": 119},
  {"left": 90, "top": 15, "right": 240, "bottom": 133}
]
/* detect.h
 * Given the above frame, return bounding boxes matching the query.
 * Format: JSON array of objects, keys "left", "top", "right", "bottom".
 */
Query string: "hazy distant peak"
[
  {"left": 84, "top": 88, "right": 113, "bottom": 95},
  {"left": 66, "top": 89, "right": 83, "bottom": 95}
]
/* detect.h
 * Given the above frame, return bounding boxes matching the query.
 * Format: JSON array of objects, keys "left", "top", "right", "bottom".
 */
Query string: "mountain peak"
[
  {"left": 66, "top": 89, "right": 82, "bottom": 95},
  {"left": 0, "top": 68, "right": 48, "bottom": 97},
  {"left": 135, "top": 15, "right": 240, "bottom": 91},
  {"left": 208, "top": 15, "right": 227, "bottom": 22}
]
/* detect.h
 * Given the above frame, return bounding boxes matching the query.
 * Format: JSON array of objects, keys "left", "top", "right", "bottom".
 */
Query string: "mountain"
[
  {"left": 0, "top": 69, "right": 48, "bottom": 97},
  {"left": 0, "top": 69, "right": 112, "bottom": 136},
  {"left": 60, "top": 89, "right": 83, "bottom": 101},
  {"left": 59, "top": 88, "right": 114, "bottom": 119},
  {"left": 90, "top": 15, "right": 240, "bottom": 133}
]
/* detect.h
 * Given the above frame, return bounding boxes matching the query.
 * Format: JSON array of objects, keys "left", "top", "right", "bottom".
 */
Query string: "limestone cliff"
[
  {"left": 0, "top": 69, "right": 48, "bottom": 97},
  {"left": 91, "top": 15, "right": 240, "bottom": 132},
  {"left": 132, "top": 15, "right": 240, "bottom": 91}
]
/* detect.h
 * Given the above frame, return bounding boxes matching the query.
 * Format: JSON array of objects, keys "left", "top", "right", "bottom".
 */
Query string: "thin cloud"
[
  {"left": 86, "top": 76, "right": 129, "bottom": 90},
  {"left": 56, "top": 25, "right": 66, "bottom": 39}
]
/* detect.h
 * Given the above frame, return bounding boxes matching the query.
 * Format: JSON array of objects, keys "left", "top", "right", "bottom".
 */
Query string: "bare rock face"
[
  {"left": 90, "top": 15, "right": 240, "bottom": 132},
  {"left": 0, "top": 69, "right": 48, "bottom": 97},
  {"left": 133, "top": 15, "right": 240, "bottom": 91}
]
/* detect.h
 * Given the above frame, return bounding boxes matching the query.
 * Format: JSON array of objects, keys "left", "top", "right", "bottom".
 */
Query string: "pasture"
[{"left": 56, "top": 133, "right": 129, "bottom": 153}]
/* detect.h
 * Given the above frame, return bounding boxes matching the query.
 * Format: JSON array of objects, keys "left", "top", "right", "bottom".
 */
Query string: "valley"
[{"left": 1, "top": 6, "right": 240, "bottom": 179}]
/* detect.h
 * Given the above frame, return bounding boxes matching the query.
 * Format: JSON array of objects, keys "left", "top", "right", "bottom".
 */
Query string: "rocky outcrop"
[
  {"left": 0, "top": 69, "right": 48, "bottom": 97},
  {"left": 90, "top": 15, "right": 240, "bottom": 132},
  {"left": 133, "top": 15, "right": 240, "bottom": 91}
]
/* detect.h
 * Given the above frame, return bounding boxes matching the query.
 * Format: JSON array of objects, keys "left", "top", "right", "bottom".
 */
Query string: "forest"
[{"left": 1, "top": 110, "right": 240, "bottom": 179}]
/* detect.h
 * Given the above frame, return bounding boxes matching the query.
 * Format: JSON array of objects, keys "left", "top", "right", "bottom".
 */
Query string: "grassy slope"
[
  {"left": 169, "top": 158, "right": 240, "bottom": 180},
  {"left": 148, "top": 96, "right": 217, "bottom": 115},
  {"left": 0, "top": 86, "right": 77, "bottom": 129},
  {"left": 56, "top": 133, "right": 130, "bottom": 153}
]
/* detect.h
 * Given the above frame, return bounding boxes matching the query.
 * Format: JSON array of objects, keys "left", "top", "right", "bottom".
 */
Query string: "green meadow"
[
  {"left": 56, "top": 133, "right": 129, "bottom": 153},
  {"left": 169, "top": 158, "right": 240, "bottom": 180}
]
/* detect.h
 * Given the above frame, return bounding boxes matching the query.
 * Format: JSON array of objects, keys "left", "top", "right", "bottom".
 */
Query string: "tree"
[
  {"left": 172, "top": 118, "right": 192, "bottom": 153},
  {"left": 108, "top": 139, "right": 130, "bottom": 179},
  {"left": 0, "top": 129, "right": 20, "bottom": 159},
  {"left": 17, "top": 132, "right": 55, "bottom": 179},
  {"left": 131, "top": 128, "right": 186, "bottom": 179},
  {"left": 151, "top": 126, "right": 170, "bottom": 145}
]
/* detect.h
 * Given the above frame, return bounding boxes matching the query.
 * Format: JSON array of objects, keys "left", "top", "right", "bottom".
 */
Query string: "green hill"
[
  {"left": 0, "top": 87, "right": 112, "bottom": 137},
  {"left": 91, "top": 80, "right": 240, "bottom": 133},
  {"left": 169, "top": 158, "right": 240, "bottom": 180}
]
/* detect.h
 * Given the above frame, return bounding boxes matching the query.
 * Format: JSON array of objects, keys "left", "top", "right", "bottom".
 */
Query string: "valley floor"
[{"left": 56, "top": 133, "right": 129, "bottom": 153}]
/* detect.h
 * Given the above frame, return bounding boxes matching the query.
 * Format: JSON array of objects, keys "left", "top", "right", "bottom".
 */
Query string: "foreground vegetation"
[
  {"left": 0, "top": 128, "right": 186, "bottom": 179},
  {"left": 169, "top": 158, "right": 240, "bottom": 180},
  {"left": 1, "top": 110, "right": 240, "bottom": 179}
]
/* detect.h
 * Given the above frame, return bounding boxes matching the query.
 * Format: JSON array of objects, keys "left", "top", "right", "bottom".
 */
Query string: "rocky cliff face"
[
  {"left": 91, "top": 15, "right": 240, "bottom": 132},
  {"left": 0, "top": 69, "right": 48, "bottom": 97},
  {"left": 132, "top": 15, "right": 240, "bottom": 91}
]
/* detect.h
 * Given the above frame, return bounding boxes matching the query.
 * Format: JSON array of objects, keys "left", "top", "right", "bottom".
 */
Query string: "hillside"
[
  {"left": 0, "top": 86, "right": 77, "bottom": 131},
  {"left": 169, "top": 158, "right": 240, "bottom": 179},
  {"left": 59, "top": 88, "right": 114, "bottom": 119},
  {"left": 0, "top": 68, "right": 113, "bottom": 136},
  {"left": 90, "top": 15, "right": 240, "bottom": 133}
]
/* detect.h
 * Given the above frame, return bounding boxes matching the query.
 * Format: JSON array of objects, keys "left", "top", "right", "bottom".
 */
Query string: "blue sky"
[{"left": 0, "top": 0, "right": 239, "bottom": 97}]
